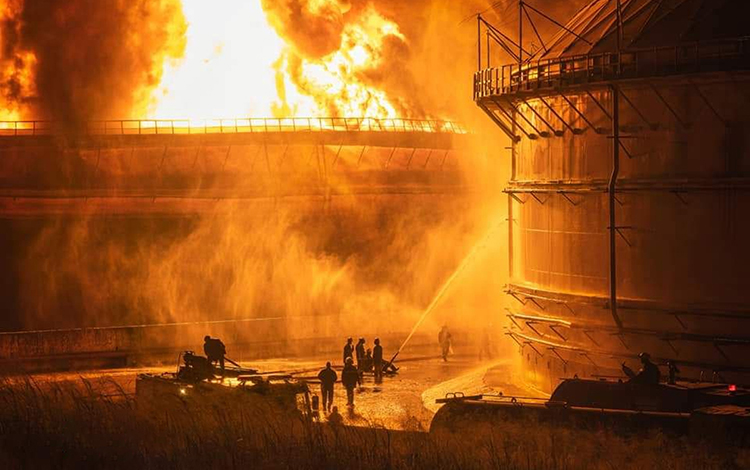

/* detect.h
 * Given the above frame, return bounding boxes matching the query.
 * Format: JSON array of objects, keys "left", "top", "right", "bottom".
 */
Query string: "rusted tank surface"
[{"left": 476, "top": 0, "right": 750, "bottom": 392}]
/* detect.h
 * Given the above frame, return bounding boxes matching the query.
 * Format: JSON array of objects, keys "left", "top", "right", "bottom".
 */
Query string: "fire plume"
[
  {"left": 0, "top": 0, "right": 430, "bottom": 121},
  {"left": 151, "top": 0, "right": 411, "bottom": 120}
]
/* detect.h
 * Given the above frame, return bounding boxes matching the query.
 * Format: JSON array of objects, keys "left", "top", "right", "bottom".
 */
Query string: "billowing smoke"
[
  {"left": 0, "top": 0, "right": 186, "bottom": 122},
  {"left": 261, "top": 0, "right": 348, "bottom": 59}
]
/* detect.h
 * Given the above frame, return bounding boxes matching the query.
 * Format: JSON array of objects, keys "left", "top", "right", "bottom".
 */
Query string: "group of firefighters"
[
  {"left": 317, "top": 337, "right": 386, "bottom": 413},
  {"left": 203, "top": 332, "right": 670, "bottom": 422}
]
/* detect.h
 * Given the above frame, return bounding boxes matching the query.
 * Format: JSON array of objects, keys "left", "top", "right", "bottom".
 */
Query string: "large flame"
[
  {"left": 0, "top": 0, "right": 419, "bottom": 122},
  {"left": 149, "top": 0, "right": 406, "bottom": 120}
]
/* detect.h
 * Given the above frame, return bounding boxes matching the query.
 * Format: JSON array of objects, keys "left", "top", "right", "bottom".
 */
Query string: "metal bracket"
[
  {"left": 529, "top": 191, "right": 549, "bottom": 205},
  {"left": 222, "top": 145, "right": 233, "bottom": 170},
  {"left": 537, "top": 94, "right": 582, "bottom": 134},
  {"left": 528, "top": 297, "right": 545, "bottom": 311},
  {"left": 557, "top": 90, "right": 602, "bottom": 133},
  {"left": 331, "top": 143, "right": 344, "bottom": 169},
  {"left": 524, "top": 341, "right": 543, "bottom": 356},
  {"left": 503, "top": 98, "right": 550, "bottom": 138},
  {"left": 479, "top": 102, "right": 522, "bottom": 142},
  {"left": 548, "top": 347, "right": 568, "bottom": 364},
  {"left": 506, "top": 313, "right": 523, "bottom": 330},
  {"left": 406, "top": 147, "right": 417, "bottom": 169},
  {"left": 672, "top": 313, "right": 687, "bottom": 331},
  {"left": 525, "top": 321, "right": 542, "bottom": 337},
  {"left": 505, "top": 332, "right": 523, "bottom": 347},
  {"left": 549, "top": 325, "right": 567, "bottom": 341},
  {"left": 690, "top": 81, "right": 728, "bottom": 128},
  {"left": 192, "top": 144, "right": 203, "bottom": 168},
  {"left": 714, "top": 343, "right": 730, "bottom": 362},
  {"left": 608, "top": 225, "right": 634, "bottom": 246},
  {"left": 586, "top": 90, "right": 612, "bottom": 121},
  {"left": 580, "top": 352, "right": 598, "bottom": 367},
  {"left": 664, "top": 338, "right": 679, "bottom": 356},
  {"left": 508, "top": 291, "right": 528, "bottom": 306},
  {"left": 492, "top": 97, "right": 537, "bottom": 140},
  {"left": 612, "top": 332, "right": 630, "bottom": 350},
  {"left": 384, "top": 147, "right": 397, "bottom": 168},
  {"left": 651, "top": 85, "right": 690, "bottom": 129},
  {"left": 557, "top": 191, "right": 580, "bottom": 206},
  {"left": 507, "top": 192, "right": 527, "bottom": 204},
  {"left": 356, "top": 145, "right": 367, "bottom": 167},
  {"left": 423, "top": 149, "right": 433, "bottom": 169},
  {"left": 519, "top": 97, "right": 563, "bottom": 137},
  {"left": 583, "top": 330, "right": 599, "bottom": 347},
  {"left": 671, "top": 190, "right": 689, "bottom": 205},
  {"left": 620, "top": 89, "right": 658, "bottom": 131}
]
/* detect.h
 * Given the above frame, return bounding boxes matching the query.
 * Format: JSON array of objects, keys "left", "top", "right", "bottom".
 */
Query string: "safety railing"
[
  {"left": 475, "top": 37, "right": 750, "bottom": 100},
  {"left": 0, "top": 117, "right": 466, "bottom": 137}
]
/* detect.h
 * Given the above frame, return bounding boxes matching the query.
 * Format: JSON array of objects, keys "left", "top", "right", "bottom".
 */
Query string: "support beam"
[
  {"left": 558, "top": 90, "right": 601, "bottom": 133},
  {"left": 620, "top": 89, "right": 657, "bottom": 130},
  {"left": 537, "top": 94, "right": 581, "bottom": 134},
  {"left": 651, "top": 85, "right": 690, "bottom": 129},
  {"left": 519, "top": 97, "right": 563, "bottom": 136},
  {"left": 609, "top": 85, "right": 624, "bottom": 330}
]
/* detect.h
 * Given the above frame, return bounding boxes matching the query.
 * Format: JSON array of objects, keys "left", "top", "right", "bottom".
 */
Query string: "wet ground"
[{"left": 20, "top": 353, "right": 539, "bottom": 431}]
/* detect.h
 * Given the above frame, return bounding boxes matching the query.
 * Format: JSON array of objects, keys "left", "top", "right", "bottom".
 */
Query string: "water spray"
[{"left": 386, "top": 221, "right": 503, "bottom": 367}]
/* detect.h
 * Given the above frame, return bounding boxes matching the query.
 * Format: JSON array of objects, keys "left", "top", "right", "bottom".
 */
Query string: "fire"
[
  {"left": 0, "top": 0, "right": 36, "bottom": 121},
  {"left": 149, "top": 0, "right": 405, "bottom": 120}
]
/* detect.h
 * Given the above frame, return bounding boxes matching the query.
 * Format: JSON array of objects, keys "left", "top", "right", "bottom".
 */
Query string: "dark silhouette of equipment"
[{"left": 177, "top": 350, "right": 257, "bottom": 383}]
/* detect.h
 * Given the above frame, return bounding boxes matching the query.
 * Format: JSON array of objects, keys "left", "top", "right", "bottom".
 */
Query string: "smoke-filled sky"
[{"left": 0, "top": 0, "right": 585, "bottom": 122}]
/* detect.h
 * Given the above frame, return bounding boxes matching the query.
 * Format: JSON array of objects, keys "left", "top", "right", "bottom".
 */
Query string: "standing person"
[
  {"left": 438, "top": 325, "right": 452, "bottom": 362},
  {"left": 343, "top": 337, "right": 354, "bottom": 365},
  {"left": 373, "top": 338, "right": 384, "bottom": 384},
  {"left": 355, "top": 338, "right": 366, "bottom": 370},
  {"left": 341, "top": 357, "right": 360, "bottom": 407},
  {"left": 203, "top": 335, "right": 226, "bottom": 375},
  {"left": 478, "top": 326, "right": 494, "bottom": 361},
  {"left": 317, "top": 361, "right": 338, "bottom": 413}
]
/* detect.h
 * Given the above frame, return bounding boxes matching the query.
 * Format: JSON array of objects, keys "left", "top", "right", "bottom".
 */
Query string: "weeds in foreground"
[{"left": 0, "top": 377, "right": 747, "bottom": 469}]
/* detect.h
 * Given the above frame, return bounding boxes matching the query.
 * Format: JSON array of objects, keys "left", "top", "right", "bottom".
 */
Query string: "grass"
[{"left": 0, "top": 376, "right": 748, "bottom": 469}]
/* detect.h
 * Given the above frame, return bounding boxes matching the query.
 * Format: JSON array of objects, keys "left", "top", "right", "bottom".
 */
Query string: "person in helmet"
[
  {"left": 203, "top": 335, "right": 226, "bottom": 376},
  {"left": 622, "top": 352, "right": 661, "bottom": 384},
  {"left": 343, "top": 337, "right": 354, "bottom": 365}
]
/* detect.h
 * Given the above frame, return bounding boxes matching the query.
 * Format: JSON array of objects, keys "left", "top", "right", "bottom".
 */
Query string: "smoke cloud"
[{"left": 0, "top": 0, "right": 186, "bottom": 122}]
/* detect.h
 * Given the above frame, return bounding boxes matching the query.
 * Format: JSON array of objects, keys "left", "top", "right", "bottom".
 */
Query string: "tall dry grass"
[{"left": 0, "top": 377, "right": 747, "bottom": 469}]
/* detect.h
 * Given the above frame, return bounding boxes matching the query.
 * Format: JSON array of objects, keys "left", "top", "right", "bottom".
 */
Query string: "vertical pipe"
[
  {"left": 478, "top": 14, "right": 482, "bottom": 71},
  {"left": 609, "top": 85, "right": 623, "bottom": 329},
  {"left": 487, "top": 31, "right": 491, "bottom": 69},
  {"left": 616, "top": 0, "right": 622, "bottom": 75},
  {"left": 616, "top": 0, "right": 622, "bottom": 52},
  {"left": 519, "top": 1, "right": 523, "bottom": 68}
]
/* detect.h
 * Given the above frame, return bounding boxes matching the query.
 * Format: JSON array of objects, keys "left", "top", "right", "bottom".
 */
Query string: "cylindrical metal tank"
[{"left": 476, "top": 0, "right": 750, "bottom": 393}]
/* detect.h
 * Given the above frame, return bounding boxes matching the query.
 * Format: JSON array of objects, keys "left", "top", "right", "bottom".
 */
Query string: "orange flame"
[
  {"left": 0, "top": 0, "right": 36, "bottom": 121},
  {"left": 149, "top": 0, "right": 407, "bottom": 120}
]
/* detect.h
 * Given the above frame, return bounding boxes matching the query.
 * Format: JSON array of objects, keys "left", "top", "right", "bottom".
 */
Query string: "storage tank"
[{"left": 475, "top": 0, "right": 750, "bottom": 393}]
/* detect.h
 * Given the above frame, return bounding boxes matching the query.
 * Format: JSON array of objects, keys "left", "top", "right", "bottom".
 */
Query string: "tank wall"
[
  {"left": 510, "top": 75, "right": 750, "bottom": 306},
  {"left": 504, "top": 74, "right": 750, "bottom": 393},
  {"left": 514, "top": 78, "right": 750, "bottom": 183}
]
